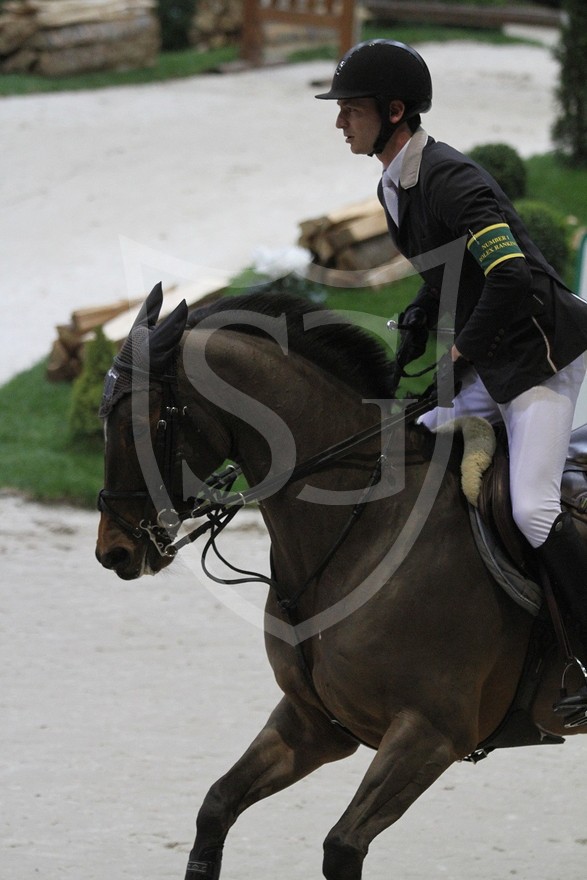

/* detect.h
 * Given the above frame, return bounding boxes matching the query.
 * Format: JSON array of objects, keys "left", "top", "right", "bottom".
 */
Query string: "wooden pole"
[
  {"left": 339, "top": 0, "right": 358, "bottom": 56},
  {"left": 242, "top": 0, "right": 263, "bottom": 66}
]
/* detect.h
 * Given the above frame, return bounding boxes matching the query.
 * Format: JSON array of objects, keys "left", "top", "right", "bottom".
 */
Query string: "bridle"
[
  {"left": 98, "top": 369, "right": 210, "bottom": 559},
  {"left": 98, "top": 357, "right": 440, "bottom": 599}
]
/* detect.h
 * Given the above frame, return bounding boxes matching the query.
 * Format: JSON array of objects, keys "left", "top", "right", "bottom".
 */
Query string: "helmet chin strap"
[
  {"left": 369, "top": 100, "right": 421, "bottom": 156},
  {"left": 369, "top": 96, "right": 399, "bottom": 156},
  {"left": 369, "top": 120, "right": 399, "bottom": 156}
]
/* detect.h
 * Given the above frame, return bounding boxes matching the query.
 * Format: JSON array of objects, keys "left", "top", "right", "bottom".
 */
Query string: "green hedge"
[
  {"left": 68, "top": 328, "right": 116, "bottom": 443},
  {"left": 157, "top": 0, "right": 198, "bottom": 51},
  {"left": 514, "top": 199, "right": 570, "bottom": 277},
  {"left": 468, "top": 142, "right": 527, "bottom": 200}
]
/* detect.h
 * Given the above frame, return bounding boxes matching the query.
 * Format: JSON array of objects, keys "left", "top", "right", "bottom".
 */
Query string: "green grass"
[
  {"left": 362, "top": 22, "right": 532, "bottom": 47},
  {"left": 0, "top": 44, "right": 239, "bottom": 96},
  {"left": 526, "top": 153, "right": 587, "bottom": 227},
  {"left": 0, "top": 361, "right": 103, "bottom": 506},
  {"left": 525, "top": 153, "right": 587, "bottom": 287},
  {"left": 0, "top": 273, "right": 421, "bottom": 509}
]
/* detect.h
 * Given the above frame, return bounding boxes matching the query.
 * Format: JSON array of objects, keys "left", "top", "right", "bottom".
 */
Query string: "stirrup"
[
  {"left": 552, "top": 656, "right": 587, "bottom": 726},
  {"left": 561, "top": 706, "right": 587, "bottom": 729}
]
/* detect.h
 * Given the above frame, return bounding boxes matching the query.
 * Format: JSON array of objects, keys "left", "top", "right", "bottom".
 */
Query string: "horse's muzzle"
[{"left": 95, "top": 544, "right": 144, "bottom": 580}]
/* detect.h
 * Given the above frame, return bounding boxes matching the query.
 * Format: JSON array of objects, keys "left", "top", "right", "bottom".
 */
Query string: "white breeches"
[{"left": 419, "top": 354, "right": 587, "bottom": 548}]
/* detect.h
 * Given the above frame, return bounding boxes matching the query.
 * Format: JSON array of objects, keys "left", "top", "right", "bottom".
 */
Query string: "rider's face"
[{"left": 335, "top": 98, "right": 381, "bottom": 155}]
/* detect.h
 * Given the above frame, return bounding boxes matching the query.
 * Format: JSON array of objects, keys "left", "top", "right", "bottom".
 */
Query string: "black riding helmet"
[{"left": 315, "top": 39, "right": 432, "bottom": 154}]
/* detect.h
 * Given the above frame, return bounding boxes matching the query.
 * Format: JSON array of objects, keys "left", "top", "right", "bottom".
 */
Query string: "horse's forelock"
[
  {"left": 116, "top": 325, "right": 152, "bottom": 373},
  {"left": 98, "top": 326, "right": 155, "bottom": 418},
  {"left": 99, "top": 294, "right": 188, "bottom": 418}
]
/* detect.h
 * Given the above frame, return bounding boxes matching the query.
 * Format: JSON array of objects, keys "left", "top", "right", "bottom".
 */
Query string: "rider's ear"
[{"left": 388, "top": 100, "right": 405, "bottom": 124}]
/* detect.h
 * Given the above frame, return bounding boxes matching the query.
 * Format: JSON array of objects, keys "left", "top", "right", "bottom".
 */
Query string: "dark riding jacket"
[{"left": 378, "top": 129, "right": 587, "bottom": 403}]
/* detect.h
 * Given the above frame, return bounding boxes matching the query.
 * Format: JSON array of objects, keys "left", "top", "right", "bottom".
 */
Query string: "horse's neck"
[
  {"left": 186, "top": 329, "right": 381, "bottom": 486},
  {"left": 182, "top": 330, "right": 442, "bottom": 595}
]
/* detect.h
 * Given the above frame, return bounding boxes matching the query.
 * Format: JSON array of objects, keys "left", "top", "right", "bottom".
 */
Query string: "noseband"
[{"left": 97, "top": 463, "right": 241, "bottom": 559}]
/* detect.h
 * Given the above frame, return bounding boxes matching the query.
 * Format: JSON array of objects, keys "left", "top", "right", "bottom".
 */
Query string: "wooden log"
[
  {"left": 100, "top": 276, "right": 230, "bottom": 344},
  {"left": 0, "top": 3, "right": 159, "bottom": 76},
  {"left": 0, "top": 47, "right": 37, "bottom": 72},
  {"left": 30, "top": 0, "right": 155, "bottom": 29},
  {"left": 47, "top": 276, "right": 230, "bottom": 381},
  {"left": 336, "top": 234, "right": 397, "bottom": 271},
  {"left": 325, "top": 209, "right": 389, "bottom": 252},
  {"left": 71, "top": 299, "right": 140, "bottom": 335},
  {"left": 56, "top": 323, "right": 82, "bottom": 354},
  {"left": 311, "top": 234, "right": 337, "bottom": 266},
  {"left": 32, "top": 12, "right": 157, "bottom": 50},
  {"left": 0, "top": 7, "right": 37, "bottom": 55},
  {"left": 299, "top": 198, "right": 393, "bottom": 269},
  {"left": 2, "top": 0, "right": 37, "bottom": 11},
  {"left": 46, "top": 338, "right": 81, "bottom": 382},
  {"left": 299, "top": 197, "right": 382, "bottom": 246},
  {"left": 36, "top": 24, "right": 158, "bottom": 75}
]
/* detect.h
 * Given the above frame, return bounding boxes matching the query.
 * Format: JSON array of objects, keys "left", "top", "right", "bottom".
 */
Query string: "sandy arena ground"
[{"left": 3, "top": 32, "right": 587, "bottom": 880}]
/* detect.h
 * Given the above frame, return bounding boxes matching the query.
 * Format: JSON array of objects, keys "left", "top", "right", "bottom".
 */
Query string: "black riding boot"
[{"left": 535, "top": 511, "right": 587, "bottom": 716}]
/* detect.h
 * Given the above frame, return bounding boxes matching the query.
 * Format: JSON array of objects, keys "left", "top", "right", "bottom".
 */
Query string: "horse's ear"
[
  {"left": 149, "top": 299, "right": 189, "bottom": 371},
  {"left": 144, "top": 281, "right": 164, "bottom": 326},
  {"left": 131, "top": 281, "right": 164, "bottom": 332}
]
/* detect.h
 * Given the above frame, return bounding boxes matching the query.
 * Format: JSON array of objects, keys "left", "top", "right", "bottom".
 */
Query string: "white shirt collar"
[{"left": 382, "top": 140, "right": 410, "bottom": 189}]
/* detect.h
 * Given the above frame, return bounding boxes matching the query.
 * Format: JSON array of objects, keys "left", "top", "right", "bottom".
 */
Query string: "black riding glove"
[{"left": 397, "top": 305, "right": 428, "bottom": 364}]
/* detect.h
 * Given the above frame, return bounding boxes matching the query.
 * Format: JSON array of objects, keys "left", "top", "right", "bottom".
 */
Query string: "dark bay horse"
[{"left": 96, "top": 283, "right": 584, "bottom": 880}]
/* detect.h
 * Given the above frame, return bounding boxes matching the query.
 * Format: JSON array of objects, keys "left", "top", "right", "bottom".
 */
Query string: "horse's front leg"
[
  {"left": 185, "top": 695, "right": 358, "bottom": 880},
  {"left": 322, "top": 708, "right": 470, "bottom": 880}
]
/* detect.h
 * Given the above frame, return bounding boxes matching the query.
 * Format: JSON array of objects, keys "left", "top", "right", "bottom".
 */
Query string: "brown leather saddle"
[
  {"left": 477, "top": 422, "right": 587, "bottom": 577},
  {"left": 462, "top": 424, "right": 587, "bottom": 759}
]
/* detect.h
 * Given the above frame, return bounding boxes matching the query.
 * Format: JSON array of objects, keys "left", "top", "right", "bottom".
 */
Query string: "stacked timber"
[
  {"left": 46, "top": 275, "right": 230, "bottom": 382},
  {"left": 189, "top": 0, "right": 241, "bottom": 51},
  {"left": 298, "top": 197, "right": 411, "bottom": 286},
  {"left": 47, "top": 298, "right": 141, "bottom": 382},
  {"left": 0, "top": 0, "right": 159, "bottom": 75}
]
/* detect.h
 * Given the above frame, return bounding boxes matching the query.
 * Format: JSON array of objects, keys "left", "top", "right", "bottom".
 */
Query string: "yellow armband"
[{"left": 467, "top": 223, "right": 525, "bottom": 276}]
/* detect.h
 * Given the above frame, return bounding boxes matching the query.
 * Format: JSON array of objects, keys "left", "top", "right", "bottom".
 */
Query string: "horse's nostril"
[{"left": 100, "top": 546, "right": 132, "bottom": 571}]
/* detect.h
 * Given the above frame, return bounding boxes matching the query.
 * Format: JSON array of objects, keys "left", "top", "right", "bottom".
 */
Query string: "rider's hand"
[{"left": 397, "top": 305, "right": 428, "bottom": 364}]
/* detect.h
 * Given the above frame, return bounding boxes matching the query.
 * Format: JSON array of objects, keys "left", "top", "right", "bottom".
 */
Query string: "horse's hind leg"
[
  {"left": 185, "top": 695, "right": 358, "bottom": 880},
  {"left": 322, "top": 709, "right": 464, "bottom": 880}
]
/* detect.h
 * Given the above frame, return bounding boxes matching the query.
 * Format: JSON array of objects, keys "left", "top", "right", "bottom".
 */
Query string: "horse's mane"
[{"left": 186, "top": 291, "right": 395, "bottom": 398}]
